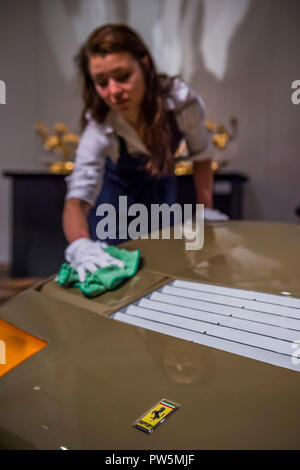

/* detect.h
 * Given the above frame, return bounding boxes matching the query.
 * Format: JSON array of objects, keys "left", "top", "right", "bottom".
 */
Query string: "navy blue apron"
[{"left": 89, "top": 116, "right": 182, "bottom": 245}]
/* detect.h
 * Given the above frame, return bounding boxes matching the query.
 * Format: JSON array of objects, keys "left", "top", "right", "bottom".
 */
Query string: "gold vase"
[{"left": 48, "top": 161, "right": 74, "bottom": 175}]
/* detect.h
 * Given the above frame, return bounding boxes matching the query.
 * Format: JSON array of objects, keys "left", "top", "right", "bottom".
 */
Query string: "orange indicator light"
[{"left": 0, "top": 319, "right": 47, "bottom": 377}]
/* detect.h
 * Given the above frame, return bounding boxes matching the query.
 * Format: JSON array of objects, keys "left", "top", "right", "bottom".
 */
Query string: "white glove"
[
  {"left": 204, "top": 208, "right": 229, "bottom": 222},
  {"left": 65, "top": 238, "right": 125, "bottom": 282}
]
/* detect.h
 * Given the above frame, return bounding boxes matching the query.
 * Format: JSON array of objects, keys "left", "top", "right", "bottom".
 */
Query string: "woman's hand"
[
  {"left": 204, "top": 208, "right": 229, "bottom": 222},
  {"left": 65, "top": 238, "right": 125, "bottom": 282},
  {"left": 63, "top": 199, "right": 124, "bottom": 281}
]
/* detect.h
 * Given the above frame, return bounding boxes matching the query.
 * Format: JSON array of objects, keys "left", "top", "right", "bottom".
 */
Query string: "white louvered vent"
[{"left": 112, "top": 280, "right": 300, "bottom": 372}]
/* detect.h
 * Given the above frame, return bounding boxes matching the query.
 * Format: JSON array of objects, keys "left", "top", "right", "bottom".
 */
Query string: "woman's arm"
[
  {"left": 62, "top": 119, "right": 110, "bottom": 244},
  {"left": 62, "top": 197, "right": 125, "bottom": 282},
  {"left": 170, "top": 79, "right": 214, "bottom": 208},
  {"left": 62, "top": 198, "right": 92, "bottom": 243},
  {"left": 193, "top": 159, "right": 213, "bottom": 208}
]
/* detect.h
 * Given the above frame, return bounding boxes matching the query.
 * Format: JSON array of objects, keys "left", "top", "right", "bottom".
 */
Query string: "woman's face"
[{"left": 88, "top": 51, "right": 147, "bottom": 125}]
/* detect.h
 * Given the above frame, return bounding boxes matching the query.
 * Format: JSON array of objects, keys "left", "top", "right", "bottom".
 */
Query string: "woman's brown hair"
[{"left": 75, "top": 23, "right": 177, "bottom": 177}]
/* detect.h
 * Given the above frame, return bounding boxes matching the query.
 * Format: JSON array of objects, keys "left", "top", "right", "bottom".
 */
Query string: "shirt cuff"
[
  {"left": 64, "top": 189, "right": 95, "bottom": 207},
  {"left": 189, "top": 143, "right": 214, "bottom": 162}
]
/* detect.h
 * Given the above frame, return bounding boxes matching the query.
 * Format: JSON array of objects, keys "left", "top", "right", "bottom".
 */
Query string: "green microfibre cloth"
[{"left": 56, "top": 245, "right": 140, "bottom": 298}]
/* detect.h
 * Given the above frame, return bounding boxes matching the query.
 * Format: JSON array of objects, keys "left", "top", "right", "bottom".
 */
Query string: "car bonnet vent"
[{"left": 112, "top": 280, "right": 300, "bottom": 372}]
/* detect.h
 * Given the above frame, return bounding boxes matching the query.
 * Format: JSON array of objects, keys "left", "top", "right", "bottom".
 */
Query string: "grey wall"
[
  {"left": 0, "top": 0, "right": 38, "bottom": 264},
  {"left": 0, "top": 0, "right": 299, "bottom": 264}
]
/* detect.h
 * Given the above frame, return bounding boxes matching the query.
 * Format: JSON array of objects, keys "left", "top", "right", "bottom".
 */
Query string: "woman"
[{"left": 63, "top": 24, "right": 214, "bottom": 281}]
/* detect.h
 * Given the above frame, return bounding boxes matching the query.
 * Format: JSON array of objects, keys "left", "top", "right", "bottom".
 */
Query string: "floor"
[{"left": 0, "top": 264, "right": 43, "bottom": 306}]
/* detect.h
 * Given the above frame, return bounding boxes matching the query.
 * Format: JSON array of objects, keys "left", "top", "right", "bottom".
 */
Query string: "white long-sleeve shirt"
[{"left": 65, "top": 77, "right": 213, "bottom": 206}]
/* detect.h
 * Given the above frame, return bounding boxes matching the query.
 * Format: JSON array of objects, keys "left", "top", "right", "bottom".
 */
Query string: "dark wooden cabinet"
[
  {"left": 4, "top": 171, "right": 248, "bottom": 277},
  {"left": 177, "top": 172, "right": 248, "bottom": 219},
  {"left": 4, "top": 172, "right": 68, "bottom": 277}
]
